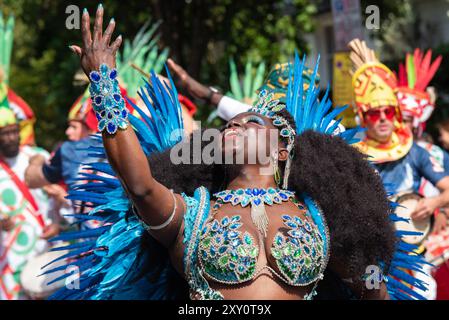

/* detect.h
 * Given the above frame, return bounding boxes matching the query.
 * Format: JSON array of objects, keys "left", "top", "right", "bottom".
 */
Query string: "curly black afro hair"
[{"left": 147, "top": 112, "right": 396, "bottom": 298}]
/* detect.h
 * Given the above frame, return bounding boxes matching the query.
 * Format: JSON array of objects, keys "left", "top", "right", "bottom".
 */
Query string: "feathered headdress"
[
  {"left": 396, "top": 48, "right": 442, "bottom": 136},
  {"left": 348, "top": 39, "right": 399, "bottom": 122},
  {"left": 348, "top": 38, "right": 412, "bottom": 163}
]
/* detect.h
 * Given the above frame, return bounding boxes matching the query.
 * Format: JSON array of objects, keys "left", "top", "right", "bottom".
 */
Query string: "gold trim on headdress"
[
  {"left": 348, "top": 39, "right": 399, "bottom": 120},
  {"left": 0, "top": 106, "right": 17, "bottom": 128},
  {"left": 349, "top": 39, "right": 412, "bottom": 162}
]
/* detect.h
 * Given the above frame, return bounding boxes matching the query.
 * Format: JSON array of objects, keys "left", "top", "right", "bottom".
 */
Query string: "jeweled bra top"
[{"left": 197, "top": 188, "right": 327, "bottom": 288}]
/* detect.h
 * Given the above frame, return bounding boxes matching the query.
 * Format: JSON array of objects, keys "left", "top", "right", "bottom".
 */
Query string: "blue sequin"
[
  {"left": 305, "top": 222, "right": 312, "bottom": 232},
  {"left": 229, "top": 223, "right": 241, "bottom": 230},
  {"left": 90, "top": 71, "right": 101, "bottom": 82},
  {"left": 241, "top": 197, "right": 250, "bottom": 207},
  {"left": 113, "top": 93, "right": 121, "bottom": 102},
  {"left": 211, "top": 220, "right": 219, "bottom": 232},
  {"left": 294, "top": 216, "right": 304, "bottom": 226},
  {"left": 107, "top": 122, "right": 117, "bottom": 134},
  {"left": 228, "top": 231, "right": 239, "bottom": 239},
  {"left": 215, "top": 235, "right": 223, "bottom": 245},
  {"left": 221, "top": 217, "right": 230, "bottom": 226},
  {"left": 218, "top": 246, "right": 227, "bottom": 254},
  {"left": 109, "top": 69, "right": 117, "bottom": 80},
  {"left": 288, "top": 230, "right": 302, "bottom": 238},
  {"left": 275, "top": 235, "right": 284, "bottom": 246},
  {"left": 286, "top": 221, "right": 298, "bottom": 229}
]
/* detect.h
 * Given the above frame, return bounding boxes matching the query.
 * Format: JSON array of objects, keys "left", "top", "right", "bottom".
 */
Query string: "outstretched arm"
[
  {"left": 167, "top": 58, "right": 223, "bottom": 105},
  {"left": 167, "top": 59, "right": 251, "bottom": 121},
  {"left": 25, "top": 154, "right": 50, "bottom": 188},
  {"left": 70, "top": 6, "right": 184, "bottom": 247}
]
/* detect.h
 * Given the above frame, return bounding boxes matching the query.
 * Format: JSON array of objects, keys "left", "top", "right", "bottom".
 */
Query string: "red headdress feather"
[
  {"left": 413, "top": 49, "right": 442, "bottom": 91},
  {"left": 398, "top": 62, "right": 407, "bottom": 87}
]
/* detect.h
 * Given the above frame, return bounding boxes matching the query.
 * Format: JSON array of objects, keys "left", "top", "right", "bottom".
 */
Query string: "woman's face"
[
  {"left": 439, "top": 127, "right": 449, "bottom": 150},
  {"left": 220, "top": 112, "right": 285, "bottom": 166}
]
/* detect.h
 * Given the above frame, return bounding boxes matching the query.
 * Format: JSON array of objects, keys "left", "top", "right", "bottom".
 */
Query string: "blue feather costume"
[{"left": 46, "top": 55, "right": 429, "bottom": 300}]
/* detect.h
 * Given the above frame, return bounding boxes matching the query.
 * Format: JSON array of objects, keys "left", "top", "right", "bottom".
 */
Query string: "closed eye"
[{"left": 244, "top": 115, "right": 265, "bottom": 126}]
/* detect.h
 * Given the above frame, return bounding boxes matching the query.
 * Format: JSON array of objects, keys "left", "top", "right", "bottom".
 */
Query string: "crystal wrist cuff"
[{"left": 89, "top": 63, "right": 129, "bottom": 134}]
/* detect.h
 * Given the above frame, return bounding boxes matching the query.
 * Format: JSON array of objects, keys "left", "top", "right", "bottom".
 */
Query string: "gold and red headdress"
[
  {"left": 348, "top": 39, "right": 400, "bottom": 123},
  {"left": 348, "top": 39, "right": 412, "bottom": 163},
  {"left": 7, "top": 87, "right": 36, "bottom": 145},
  {"left": 0, "top": 14, "right": 36, "bottom": 145},
  {"left": 396, "top": 49, "right": 442, "bottom": 137}
]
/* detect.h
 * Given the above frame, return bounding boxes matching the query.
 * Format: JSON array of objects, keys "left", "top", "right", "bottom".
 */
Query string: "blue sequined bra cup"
[{"left": 198, "top": 200, "right": 326, "bottom": 288}]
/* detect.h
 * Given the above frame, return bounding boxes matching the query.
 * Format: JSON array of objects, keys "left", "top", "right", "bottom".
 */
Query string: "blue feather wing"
[
  {"left": 383, "top": 188, "right": 431, "bottom": 300},
  {"left": 47, "top": 68, "right": 184, "bottom": 300}
]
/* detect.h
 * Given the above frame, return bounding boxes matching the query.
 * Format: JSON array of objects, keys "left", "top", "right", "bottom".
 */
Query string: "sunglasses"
[{"left": 364, "top": 106, "right": 396, "bottom": 122}]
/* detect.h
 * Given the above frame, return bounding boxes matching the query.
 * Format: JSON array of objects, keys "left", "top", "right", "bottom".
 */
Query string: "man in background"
[{"left": 0, "top": 106, "right": 61, "bottom": 299}]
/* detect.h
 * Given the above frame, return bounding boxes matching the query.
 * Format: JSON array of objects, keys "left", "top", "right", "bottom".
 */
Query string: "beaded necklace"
[{"left": 213, "top": 187, "right": 296, "bottom": 237}]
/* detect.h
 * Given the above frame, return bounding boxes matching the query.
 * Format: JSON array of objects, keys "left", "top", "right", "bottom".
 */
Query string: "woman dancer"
[{"left": 52, "top": 5, "right": 427, "bottom": 300}]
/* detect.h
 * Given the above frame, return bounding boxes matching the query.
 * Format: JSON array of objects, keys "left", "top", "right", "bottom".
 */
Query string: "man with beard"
[
  {"left": 348, "top": 39, "right": 449, "bottom": 299},
  {"left": 0, "top": 106, "right": 60, "bottom": 299}
]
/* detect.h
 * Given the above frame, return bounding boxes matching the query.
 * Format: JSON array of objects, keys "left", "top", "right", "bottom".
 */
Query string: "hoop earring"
[{"left": 273, "top": 152, "right": 281, "bottom": 186}]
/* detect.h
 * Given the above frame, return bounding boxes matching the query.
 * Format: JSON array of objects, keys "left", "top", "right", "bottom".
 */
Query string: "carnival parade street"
[{"left": 1, "top": 1, "right": 449, "bottom": 311}]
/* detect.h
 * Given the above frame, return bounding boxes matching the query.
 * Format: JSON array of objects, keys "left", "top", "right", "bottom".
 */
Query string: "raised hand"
[
  {"left": 167, "top": 58, "right": 223, "bottom": 105},
  {"left": 69, "top": 4, "right": 122, "bottom": 76},
  {"left": 410, "top": 197, "right": 439, "bottom": 221}
]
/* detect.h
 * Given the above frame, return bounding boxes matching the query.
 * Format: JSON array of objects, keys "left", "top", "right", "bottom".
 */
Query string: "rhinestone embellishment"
[
  {"left": 89, "top": 64, "right": 129, "bottom": 134},
  {"left": 199, "top": 215, "right": 259, "bottom": 284},
  {"left": 271, "top": 214, "right": 325, "bottom": 286}
]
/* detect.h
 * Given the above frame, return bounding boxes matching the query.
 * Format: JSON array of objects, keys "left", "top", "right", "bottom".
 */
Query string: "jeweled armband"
[{"left": 89, "top": 63, "right": 129, "bottom": 134}]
